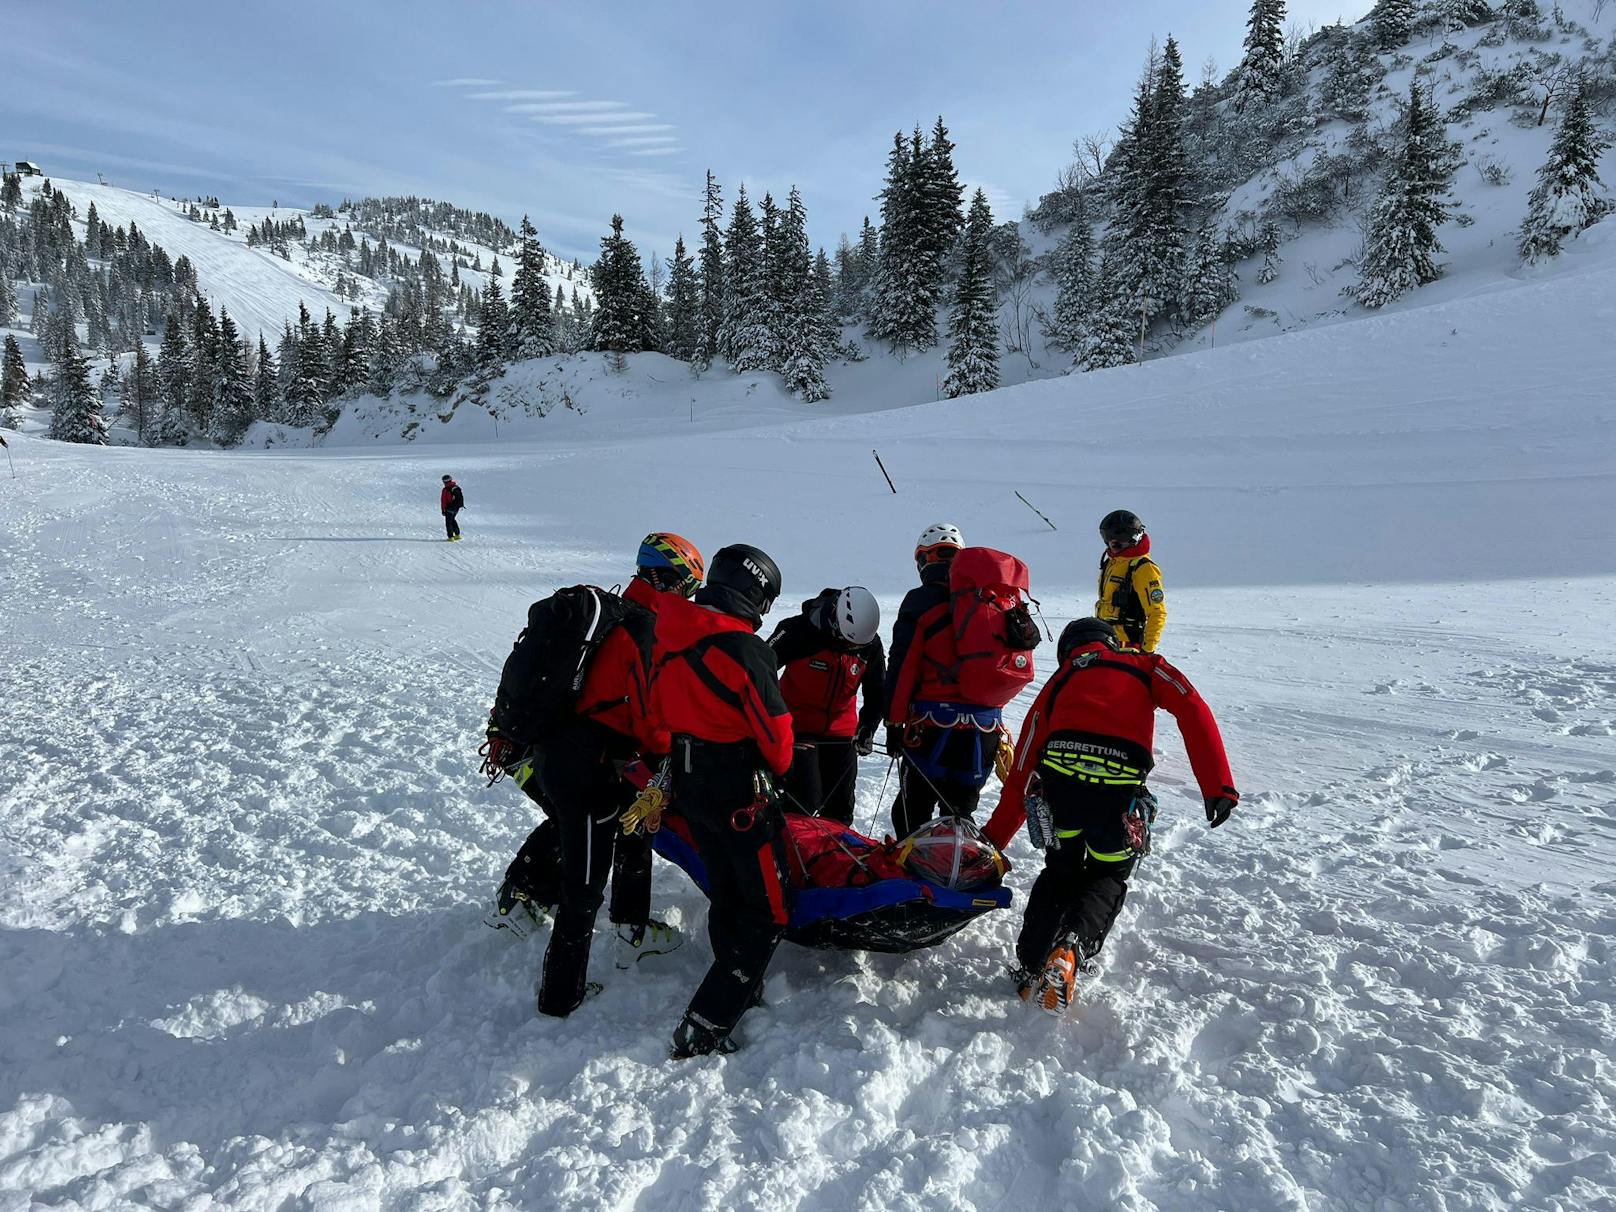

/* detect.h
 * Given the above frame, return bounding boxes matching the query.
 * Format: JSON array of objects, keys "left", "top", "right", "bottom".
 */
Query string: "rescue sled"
[{"left": 652, "top": 812, "right": 1012, "bottom": 954}]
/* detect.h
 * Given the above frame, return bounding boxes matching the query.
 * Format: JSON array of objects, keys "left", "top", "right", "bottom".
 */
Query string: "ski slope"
[{"left": 2, "top": 218, "right": 1615, "bottom": 1209}]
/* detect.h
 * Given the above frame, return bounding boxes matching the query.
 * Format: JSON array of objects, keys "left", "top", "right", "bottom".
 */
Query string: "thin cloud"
[
  {"left": 469, "top": 89, "right": 576, "bottom": 101},
  {"left": 605, "top": 136, "right": 680, "bottom": 148},
  {"left": 628, "top": 147, "right": 683, "bottom": 157},
  {"left": 530, "top": 111, "right": 657, "bottom": 126},
  {"left": 509, "top": 100, "right": 634, "bottom": 114},
  {"left": 579, "top": 124, "right": 675, "bottom": 136},
  {"left": 433, "top": 77, "right": 502, "bottom": 87},
  {"left": 448, "top": 81, "right": 680, "bottom": 161}
]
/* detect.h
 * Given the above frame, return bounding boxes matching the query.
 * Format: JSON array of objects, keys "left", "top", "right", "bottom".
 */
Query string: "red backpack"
[{"left": 950, "top": 547, "right": 1040, "bottom": 705}]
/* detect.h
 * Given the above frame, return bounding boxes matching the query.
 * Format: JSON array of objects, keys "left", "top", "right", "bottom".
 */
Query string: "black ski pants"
[
  {"left": 444, "top": 508, "right": 461, "bottom": 539},
  {"left": 782, "top": 736, "right": 860, "bottom": 825},
  {"left": 521, "top": 728, "right": 634, "bottom": 1017},
  {"left": 673, "top": 737, "right": 789, "bottom": 1036},
  {"left": 890, "top": 723, "right": 993, "bottom": 838},
  {"left": 1014, "top": 779, "right": 1140, "bottom": 973}
]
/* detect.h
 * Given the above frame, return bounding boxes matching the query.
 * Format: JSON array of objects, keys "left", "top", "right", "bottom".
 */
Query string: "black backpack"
[{"left": 491, "top": 585, "right": 642, "bottom": 747}]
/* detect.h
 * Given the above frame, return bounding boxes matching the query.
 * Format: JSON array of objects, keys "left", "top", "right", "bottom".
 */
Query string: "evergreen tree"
[
  {"left": 186, "top": 300, "right": 219, "bottom": 431},
  {"left": 123, "top": 343, "right": 159, "bottom": 444},
  {"left": 1257, "top": 221, "right": 1282, "bottom": 285},
  {"left": 476, "top": 278, "right": 509, "bottom": 370},
  {"left": 286, "top": 304, "right": 327, "bottom": 424},
  {"left": 1370, "top": 0, "right": 1418, "bottom": 49},
  {"left": 157, "top": 312, "right": 191, "bottom": 437},
  {"left": 210, "top": 309, "right": 254, "bottom": 445},
  {"left": 921, "top": 117, "right": 965, "bottom": 266},
  {"left": 774, "top": 187, "right": 830, "bottom": 401},
  {"left": 696, "top": 171, "right": 726, "bottom": 367},
  {"left": 869, "top": 130, "right": 940, "bottom": 354},
  {"left": 589, "top": 214, "right": 649, "bottom": 363},
  {"left": 0, "top": 276, "right": 16, "bottom": 327},
  {"left": 1047, "top": 214, "right": 1097, "bottom": 352},
  {"left": 1181, "top": 222, "right": 1239, "bottom": 327},
  {"left": 1519, "top": 79, "right": 1611, "bottom": 264},
  {"left": 1234, "top": 0, "right": 1288, "bottom": 110},
  {"left": 370, "top": 313, "right": 405, "bottom": 395},
  {"left": 1079, "top": 271, "right": 1139, "bottom": 371},
  {"left": 253, "top": 336, "right": 280, "bottom": 421},
  {"left": 1106, "top": 51, "right": 1189, "bottom": 329},
  {"left": 663, "top": 235, "right": 701, "bottom": 362},
  {"left": 47, "top": 332, "right": 107, "bottom": 444},
  {"left": 718, "top": 187, "right": 770, "bottom": 371},
  {"left": 1354, "top": 83, "right": 1458, "bottom": 308},
  {"left": 941, "top": 190, "right": 1001, "bottom": 398},
  {"left": 758, "top": 192, "right": 784, "bottom": 370},
  {"left": 1, "top": 334, "right": 30, "bottom": 420},
  {"left": 0, "top": 172, "right": 21, "bottom": 212},
  {"left": 508, "top": 214, "right": 554, "bottom": 359}
]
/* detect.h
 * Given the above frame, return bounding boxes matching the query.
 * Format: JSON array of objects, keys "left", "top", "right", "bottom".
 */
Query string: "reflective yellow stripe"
[
  {"left": 1086, "top": 844, "right": 1134, "bottom": 862},
  {"left": 1040, "top": 751, "right": 1144, "bottom": 785},
  {"left": 1054, "top": 827, "right": 1084, "bottom": 839},
  {"left": 513, "top": 759, "right": 536, "bottom": 790}
]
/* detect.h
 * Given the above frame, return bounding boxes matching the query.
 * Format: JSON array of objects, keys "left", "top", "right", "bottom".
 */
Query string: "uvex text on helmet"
[{"left": 709, "top": 543, "right": 782, "bottom": 613}]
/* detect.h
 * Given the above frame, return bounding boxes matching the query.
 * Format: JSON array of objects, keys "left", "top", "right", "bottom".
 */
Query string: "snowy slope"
[{"left": 2, "top": 219, "right": 1615, "bottom": 1209}]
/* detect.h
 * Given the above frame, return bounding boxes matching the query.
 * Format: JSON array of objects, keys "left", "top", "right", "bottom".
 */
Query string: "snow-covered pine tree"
[
  {"left": 1, "top": 334, "right": 29, "bottom": 422},
  {"left": 285, "top": 306, "right": 327, "bottom": 425},
  {"left": 921, "top": 117, "right": 965, "bottom": 269},
  {"left": 854, "top": 216, "right": 879, "bottom": 320},
  {"left": 1519, "top": 78, "right": 1611, "bottom": 264},
  {"left": 476, "top": 278, "right": 509, "bottom": 370},
  {"left": 941, "top": 189, "right": 1001, "bottom": 398},
  {"left": 370, "top": 313, "right": 405, "bottom": 395},
  {"left": 695, "top": 171, "right": 726, "bottom": 368},
  {"left": 1354, "top": 83, "right": 1458, "bottom": 308},
  {"left": 123, "top": 343, "right": 159, "bottom": 445},
  {"left": 211, "top": 308, "right": 254, "bottom": 446},
  {"left": 551, "top": 282, "right": 572, "bottom": 353},
  {"left": 47, "top": 332, "right": 107, "bottom": 445},
  {"left": 869, "top": 129, "right": 940, "bottom": 355},
  {"left": 0, "top": 172, "right": 21, "bottom": 212},
  {"left": 0, "top": 276, "right": 17, "bottom": 327},
  {"left": 157, "top": 311, "right": 191, "bottom": 437},
  {"left": 1181, "top": 221, "right": 1239, "bottom": 327},
  {"left": 1370, "top": 0, "right": 1418, "bottom": 49},
  {"left": 186, "top": 301, "right": 219, "bottom": 432},
  {"left": 1047, "top": 211, "right": 1097, "bottom": 352},
  {"left": 663, "top": 236, "right": 701, "bottom": 362},
  {"left": 1106, "top": 47, "right": 1189, "bottom": 330},
  {"left": 1079, "top": 269, "right": 1139, "bottom": 371},
  {"left": 508, "top": 214, "right": 554, "bottom": 359},
  {"left": 759, "top": 192, "right": 785, "bottom": 371},
  {"left": 719, "top": 187, "right": 771, "bottom": 372},
  {"left": 1257, "top": 220, "right": 1282, "bottom": 284},
  {"left": 589, "top": 214, "right": 648, "bottom": 368},
  {"left": 253, "top": 336, "right": 280, "bottom": 422},
  {"left": 774, "top": 187, "right": 830, "bottom": 401},
  {"left": 1234, "top": 0, "right": 1288, "bottom": 111}
]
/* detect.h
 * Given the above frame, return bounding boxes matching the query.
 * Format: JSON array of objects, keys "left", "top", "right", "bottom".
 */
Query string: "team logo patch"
[{"left": 1149, "top": 589, "right": 1164, "bottom": 603}]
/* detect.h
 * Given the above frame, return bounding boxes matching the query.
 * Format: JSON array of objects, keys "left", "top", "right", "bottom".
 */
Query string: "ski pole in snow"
[
  {"left": 872, "top": 449, "right": 896, "bottom": 494},
  {"left": 1015, "top": 490, "right": 1057, "bottom": 531}
]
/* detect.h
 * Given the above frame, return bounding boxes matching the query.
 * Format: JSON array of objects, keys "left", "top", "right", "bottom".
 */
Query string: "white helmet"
[
  {"left": 830, "top": 587, "right": 880, "bottom": 646},
  {"left": 915, "top": 523, "right": 964, "bottom": 566}
]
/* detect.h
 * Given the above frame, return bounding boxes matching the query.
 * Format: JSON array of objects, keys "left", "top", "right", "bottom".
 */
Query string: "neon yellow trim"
[
  {"left": 1086, "top": 844, "right": 1134, "bottom": 862},
  {"left": 513, "top": 760, "right": 535, "bottom": 789},
  {"left": 1054, "top": 827, "right": 1084, "bottom": 839}
]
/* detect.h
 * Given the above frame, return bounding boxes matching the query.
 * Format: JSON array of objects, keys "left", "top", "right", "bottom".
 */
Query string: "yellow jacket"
[{"left": 1095, "top": 553, "right": 1166, "bottom": 652}]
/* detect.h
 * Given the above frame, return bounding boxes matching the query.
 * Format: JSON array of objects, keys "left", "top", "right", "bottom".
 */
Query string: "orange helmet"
[{"left": 637, "top": 532, "right": 705, "bottom": 597}]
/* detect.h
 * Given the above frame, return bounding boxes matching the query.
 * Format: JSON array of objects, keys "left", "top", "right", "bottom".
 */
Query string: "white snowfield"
[{"left": 3, "top": 219, "right": 1615, "bottom": 1210}]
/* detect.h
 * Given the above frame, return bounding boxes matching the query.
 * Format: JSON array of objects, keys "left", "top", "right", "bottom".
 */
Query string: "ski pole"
[
  {"left": 1015, "top": 490, "right": 1057, "bottom": 531},
  {"left": 872, "top": 449, "right": 896, "bottom": 494}
]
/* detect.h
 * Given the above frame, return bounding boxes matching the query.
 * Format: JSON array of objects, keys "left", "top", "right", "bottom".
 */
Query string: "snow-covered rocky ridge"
[{"left": 2, "top": 175, "right": 1613, "bottom": 1208}]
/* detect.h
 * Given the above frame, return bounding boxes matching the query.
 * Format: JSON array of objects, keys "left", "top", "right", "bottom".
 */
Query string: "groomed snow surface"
[{"left": 3, "top": 219, "right": 1615, "bottom": 1210}]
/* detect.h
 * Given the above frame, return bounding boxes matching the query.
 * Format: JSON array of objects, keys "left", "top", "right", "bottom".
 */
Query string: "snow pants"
[
  {"left": 783, "top": 736, "right": 859, "bottom": 825},
  {"left": 890, "top": 723, "right": 994, "bottom": 838},
  {"left": 1014, "top": 781, "right": 1139, "bottom": 973},
  {"left": 506, "top": 766, "right": 652, "bottom": 927},
  {"left": 672, "top": 737, "right": 789, "bottom": 1036},
  {"left": 444, "top": 508, "right": 461, "bottom": 539}
]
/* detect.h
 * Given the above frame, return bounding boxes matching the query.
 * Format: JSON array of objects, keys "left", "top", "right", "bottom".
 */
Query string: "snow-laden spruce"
[
  {"left": 1519, "top": 77, "right": 1611, "bottom": 265},
  {"left": 941, "top": 189, "right": 1000, "bottom": 398},
  {"left": 1354, "top": 82, "right": 1459, "bottom": 309}
]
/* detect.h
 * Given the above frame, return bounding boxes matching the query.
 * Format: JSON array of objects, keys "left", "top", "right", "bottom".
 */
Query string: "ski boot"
[
  {"left": 483, "top": 877, "right": 551, "bottom": 940},
  {"left": 1031, "top": 937, "right": 1081, "bottom": 1017},
  {"left": 614, "top": 918, "right": 684, "bottom": 969},
  {"left": 670, "top": 1013, "right": 739, "bottom": 1059}
]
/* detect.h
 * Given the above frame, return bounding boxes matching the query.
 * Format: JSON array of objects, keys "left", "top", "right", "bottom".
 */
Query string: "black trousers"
[
  {"left": 444, "top": 508, "right": 461, "bottom": 539},
  {"left": 508, "top": 729, "right": 633, "bottom": 1017},
  {"left": 890, "top": 724, "right": 993, "bottom": 838},
  {"left": 673, "top": 738, "right": 789, "bottom": 1036},
  {"left": 1014, "top": 780, "right": 1139, "bottom": 972},
  {"left": 782, "top": 736, "right": 860, "bottom": 825}
]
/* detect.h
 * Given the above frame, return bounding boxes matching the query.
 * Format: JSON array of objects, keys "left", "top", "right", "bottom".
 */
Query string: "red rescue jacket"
[
  {"left": 983, "top": 643, "right": 1235, "bottom": 849},
  {"left": 441, "top": 482, "right": 463, "bottom": 512},
  {"left": 650, "top": 594, "right": 795, "bottom": 776},
  {"left": 575, "top": 577, "right": 669, "bottom": 756}
]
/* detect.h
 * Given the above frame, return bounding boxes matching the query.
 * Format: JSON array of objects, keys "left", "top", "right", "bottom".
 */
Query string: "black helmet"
[
  {"left": 698, "top": 543, "right": 782, "bottom": 624},
  {"left": 1099, "top": 509, "right": 1145, "bottom": 546},
  {"left": 1058, "top": 617, "right": 1119, "bottom": 662},
  {"left": 442, "top": 474, "right": 454, "bottom": 483}
]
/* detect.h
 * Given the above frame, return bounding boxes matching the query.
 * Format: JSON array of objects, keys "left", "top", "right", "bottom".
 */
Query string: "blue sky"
[{"left": 12, "top": 1, "right": 1363, "bottom": 262}]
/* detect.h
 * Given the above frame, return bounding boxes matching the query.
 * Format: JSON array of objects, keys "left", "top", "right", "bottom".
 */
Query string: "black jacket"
[{"left": 882, "top": 563, "right": 951, "bottom": 721}]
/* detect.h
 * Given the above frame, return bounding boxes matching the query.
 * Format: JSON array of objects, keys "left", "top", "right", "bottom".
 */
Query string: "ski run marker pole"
[
  {"left": 1016, "top": 490, "right": 1057, "bottom": 531},
  {"left": 873, "top": 449, "right": 897, "bottom": 494}
]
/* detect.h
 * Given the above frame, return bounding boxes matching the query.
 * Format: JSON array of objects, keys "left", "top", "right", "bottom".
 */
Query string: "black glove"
[
  {"left": 1204, "top": 790, "right": 1238, "bottom": 828},
  {"left": 854, "top": 729, "right": 874, "bottom": 757}
]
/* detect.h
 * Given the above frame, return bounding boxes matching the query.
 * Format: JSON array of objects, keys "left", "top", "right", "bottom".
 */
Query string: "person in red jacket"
[
  {"left": 440, "top": 475, "right": 464, "bottom": 541},
  {"left": 650, "top": 543, "right": 793, "bottom": 1058},
  {"left": 984, "top": 617, "right": 1239, "bottom": 1014},
  {"left": 770, "top": 587, "right": 885, "bottom": 825},
  {"left": 483, "top": 533, "right": 705, "bottom": 1013}
]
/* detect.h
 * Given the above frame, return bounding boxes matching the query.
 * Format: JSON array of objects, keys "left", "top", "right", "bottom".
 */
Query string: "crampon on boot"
[
  {"left": 670, "top": 1013, "right": 739, "bottom": 1059},
  {"left": 614, "top": 919, "right": 684, "bottom": 969},
  {"left": 1033, "top": 938, "right": 1080, "bottom": 1016},
  {"left": 483, "top": 877, "right": 551, "bottom": 940}
]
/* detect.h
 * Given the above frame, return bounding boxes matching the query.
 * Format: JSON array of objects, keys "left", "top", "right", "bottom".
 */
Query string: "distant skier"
[
  {"left": 984, "top": 618, "right": 1238, "bottom": 1014},
  {"left": 441, "top": 474, "right": 464, "bottom": 541},
  {"left": 769, "top": 587, "right": 885, "bottom": 825},
  {"left": 1095, "top": 510, "right": 1165, "bottom": 651},
  {"left": 649, "top": 543, "right": 793, "bottom": 1058}
]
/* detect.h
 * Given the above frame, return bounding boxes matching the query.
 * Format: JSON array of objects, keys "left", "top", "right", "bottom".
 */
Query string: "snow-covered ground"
[{"left": 3, "top": 207, "right": 1615, "bottom": 1209}]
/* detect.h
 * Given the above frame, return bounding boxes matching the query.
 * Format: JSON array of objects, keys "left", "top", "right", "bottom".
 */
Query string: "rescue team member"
[
  {"left": 441, "top": 475, "right": 465, "bottom": 541},
  {"left": 770, "top": 586, "right": 885, "bottom": 825},
  {"left": 482, "top": 534, "right": 705, "bottom": 1005},
  {"left": 883, "top": 523, "right": 1000, "bottom": 837},
  {"left": 984, "top": 618, "right": 1238, "bottom": 1014},
  {"left": 1095, "top": 509, "right": 1165, "bottom": 652},
  {"left": 649, "top": 543, "right": 794, "bottom": 1058}
]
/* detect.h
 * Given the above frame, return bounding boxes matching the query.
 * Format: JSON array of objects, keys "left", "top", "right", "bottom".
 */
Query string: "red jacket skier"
[{"left": 440, "top": 475, "right": 465, "bottom": 541}]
